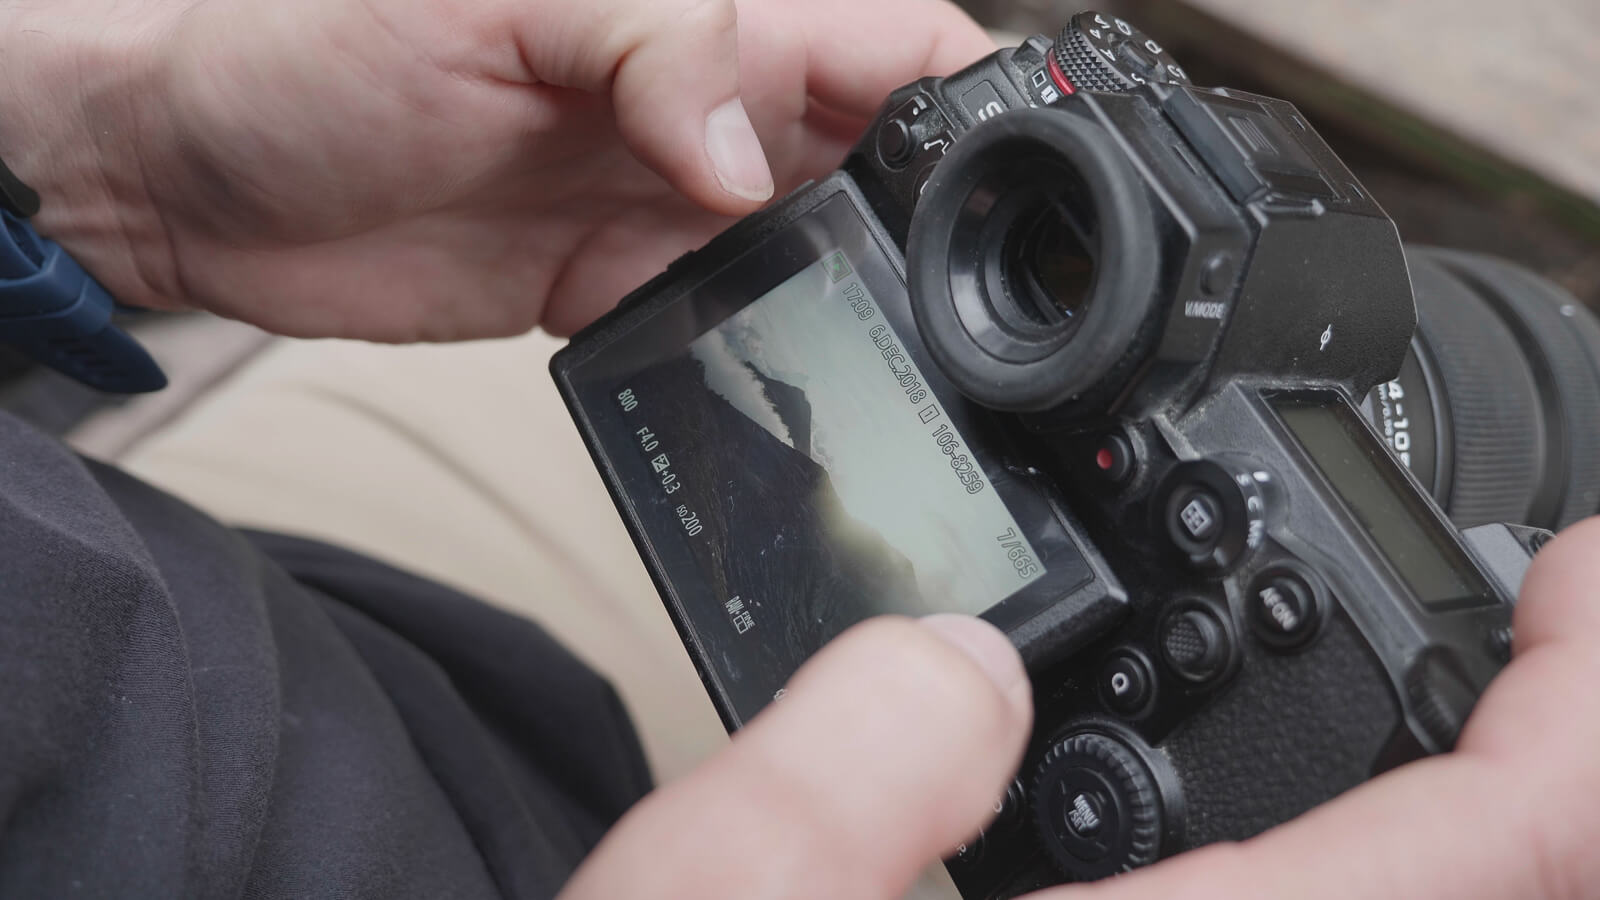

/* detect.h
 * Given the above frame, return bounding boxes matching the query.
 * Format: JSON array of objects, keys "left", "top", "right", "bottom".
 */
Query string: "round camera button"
[
  {"left": 878, "top": 119, "right": 915, "bottom": 169},
  {"left": 1063, "top": 788, "right": 1108, "bottom": 840},
  {"left": 1094, "top": 433, "right": 1137, "bottom": 484},
  {"left": 1098, "top": 649, "right": 1155, "bottom": 716},
  {"left": 1160, "top": 605, "right": 1231, "bottom": 683},
  {"left": 1168, "top": 485, "right": 1224, "bottom": 548},
  {"left": 1032, "top": 730, "right": 1163, "bottom": 880},
  {"left": 1247, "top": 568, "right": 1321, "bottom": 649},
  {"left": 1155, "top": 460, "right": 1266, "bottom": 574},
  {"left": 1199, "top": 252, "right": 1237, "bottom": 296}
]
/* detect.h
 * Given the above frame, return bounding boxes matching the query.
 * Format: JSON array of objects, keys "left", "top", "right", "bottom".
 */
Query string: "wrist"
[{"left": 0, "top": 4, "right": 182, "bottom": 308}]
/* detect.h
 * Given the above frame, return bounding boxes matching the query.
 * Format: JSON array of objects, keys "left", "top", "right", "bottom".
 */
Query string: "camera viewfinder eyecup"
[{"left": 907, "top": 107, "right": 1159, "bottom": 413}]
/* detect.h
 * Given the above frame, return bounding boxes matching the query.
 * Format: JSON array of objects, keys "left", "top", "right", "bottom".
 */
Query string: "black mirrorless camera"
[{"left": 552, "top": 11, "right": 1600, "bottom": 897}]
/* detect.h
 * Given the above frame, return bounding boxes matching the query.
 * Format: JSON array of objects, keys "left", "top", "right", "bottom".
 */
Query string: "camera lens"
[
  {"left": 1362, "top": 247, "right": 1600, "bottom": 531},
  {"left": 908, "top": 108, "right": 1160, "bottom": 413}
]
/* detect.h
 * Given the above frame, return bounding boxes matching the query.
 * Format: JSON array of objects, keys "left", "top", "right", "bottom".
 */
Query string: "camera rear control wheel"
[{"left": 1032, "top": 729, "right": 1164, "bottom": 880}]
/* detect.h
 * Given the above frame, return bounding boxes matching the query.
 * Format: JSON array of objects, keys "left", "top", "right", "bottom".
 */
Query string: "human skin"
[
  {"left": 0, "top": 0, "right": 994, "bottom": 340},
  {"left": 4, "top": 0, "right": 1598, "bottom": 896},
  {"left": 565, "top": 519, "right": 1600, "bottom": 900}
]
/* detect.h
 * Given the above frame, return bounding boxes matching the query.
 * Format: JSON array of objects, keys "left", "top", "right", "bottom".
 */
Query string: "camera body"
[{"left": 551, "top": 12, "right": 1543, "bottom": 897}]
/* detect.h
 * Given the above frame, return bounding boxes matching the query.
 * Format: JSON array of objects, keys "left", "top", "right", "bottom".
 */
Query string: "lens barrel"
[
  {"left": 907, "top": 108, "right": 1161, "bottom": 413},
  {"left": 1364, "top": 248, "right": 1600, "bottom": 531}
]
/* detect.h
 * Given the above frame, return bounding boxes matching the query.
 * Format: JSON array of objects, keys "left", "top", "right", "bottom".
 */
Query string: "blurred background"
[{"left": 6, "top": 0, "right": 1596, "bottom": 455}]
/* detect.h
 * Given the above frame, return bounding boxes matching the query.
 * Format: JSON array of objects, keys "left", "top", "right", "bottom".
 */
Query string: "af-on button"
[{"left": 1247, "top": 565, "right": 1323, "bottom": 649}]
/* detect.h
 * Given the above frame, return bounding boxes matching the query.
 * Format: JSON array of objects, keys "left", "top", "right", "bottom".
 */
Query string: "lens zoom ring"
[
  {"left": 1408, "top": 253, "right": 1544, "bottom": 528},
  {"left": 1430, "top": 250, "right": 1600, "bottom": 529}
]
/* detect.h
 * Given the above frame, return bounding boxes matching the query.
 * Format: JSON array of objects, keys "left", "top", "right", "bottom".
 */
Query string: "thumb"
[
  {"left": 576, "top": 0, "right": 774, "bottom": 212},
  {"left": 616, "top": 0, "right": 773, "bottom": 211},
  {"left": 494, "top": 0, "right": 773, "bottom": 212},
  {"left": 559, "top": 615, "right": 1033, "bottom": 899}
]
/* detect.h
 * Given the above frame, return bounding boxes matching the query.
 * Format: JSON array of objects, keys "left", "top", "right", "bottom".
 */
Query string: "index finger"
[
  {"left": 1033, "top": 516, "right": 1600, "bottom": 900},
  {"left": 797, "top": 0, "right": 998, "bottom": 118}
]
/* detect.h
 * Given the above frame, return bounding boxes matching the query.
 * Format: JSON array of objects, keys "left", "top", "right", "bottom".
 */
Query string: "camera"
[{"left": 551, "top": 11, "right": 1596, "bottom": 897}]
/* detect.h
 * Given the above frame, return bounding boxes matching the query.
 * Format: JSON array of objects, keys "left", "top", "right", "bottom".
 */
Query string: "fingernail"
[
  {"left": 919, "top": 614, "right": 1027, "bottom": 700},
  {"left": 705, "top": 98, "right": 774, "bottom": 203}
]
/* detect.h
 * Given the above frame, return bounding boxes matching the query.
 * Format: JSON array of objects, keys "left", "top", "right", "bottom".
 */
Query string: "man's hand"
[
  {"left": 560, "top": 614, "right": 1034, "bottom": 899},
  {"left": 0, "top": 0, "right": 992, "bottom": 341},
  {"left": 1039, "top": 516, "right": 1600, "bottom": 900},
  {"left": 557, "top": 518, "right": 1600, "bottom": 900}
]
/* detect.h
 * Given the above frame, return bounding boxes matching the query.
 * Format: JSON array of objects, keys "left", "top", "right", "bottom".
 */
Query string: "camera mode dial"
[
  {"left": 1052, "top": 11, "right": 1190, "bottom": 95},
  {"left": 1032, "top": 729, "right": 1164, "bottom": 880}
]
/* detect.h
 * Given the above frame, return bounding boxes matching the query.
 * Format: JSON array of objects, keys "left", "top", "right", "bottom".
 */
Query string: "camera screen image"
[
  {"left": 563, "top": 192, "right": 1097, "bottom": 723},
  {"left": 609, "top": 250, "right": 1046, "bottom": 718},
  {"left": 686, "top": 249, "right": 1045, "bottom": 608}
]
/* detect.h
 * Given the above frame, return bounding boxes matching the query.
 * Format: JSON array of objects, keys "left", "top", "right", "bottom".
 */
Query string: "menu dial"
[{"left": 1032, "top": 729, "right": 1164, "bottom": 880}]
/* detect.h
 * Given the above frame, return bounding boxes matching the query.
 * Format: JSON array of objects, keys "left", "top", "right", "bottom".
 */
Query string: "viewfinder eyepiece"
[{"left": 908, "top": 108, "right": 1160, "bottom": 413}]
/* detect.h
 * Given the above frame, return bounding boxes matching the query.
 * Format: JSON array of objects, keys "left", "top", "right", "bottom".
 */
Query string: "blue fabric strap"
[{"left": 0, "top": 211, "right": 166, "bottom": 393}]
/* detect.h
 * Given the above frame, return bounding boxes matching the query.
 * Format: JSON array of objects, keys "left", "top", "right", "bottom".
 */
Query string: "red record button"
[{"left": 1094, "top": 434, "right": 1135, "bottom": 483}]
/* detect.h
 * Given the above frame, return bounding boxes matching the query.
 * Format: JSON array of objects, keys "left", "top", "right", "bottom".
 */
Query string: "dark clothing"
[{"left": 0, "top": 412, "right": 651, "bottom": 898}]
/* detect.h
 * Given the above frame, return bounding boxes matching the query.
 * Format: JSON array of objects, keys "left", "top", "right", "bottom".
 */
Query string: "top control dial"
[{"left": 1053, "top": 11, "right": 1190, "bottom": 94}]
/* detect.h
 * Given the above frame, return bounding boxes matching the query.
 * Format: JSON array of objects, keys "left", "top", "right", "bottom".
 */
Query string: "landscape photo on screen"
[{"left": 627, "top": 250, "right": 1044, "bottom": 711}]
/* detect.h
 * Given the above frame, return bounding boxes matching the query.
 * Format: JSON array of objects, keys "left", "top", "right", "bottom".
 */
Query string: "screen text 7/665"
[{"left": 997, "top": 528, "right": 1040, "bottom": 578}]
